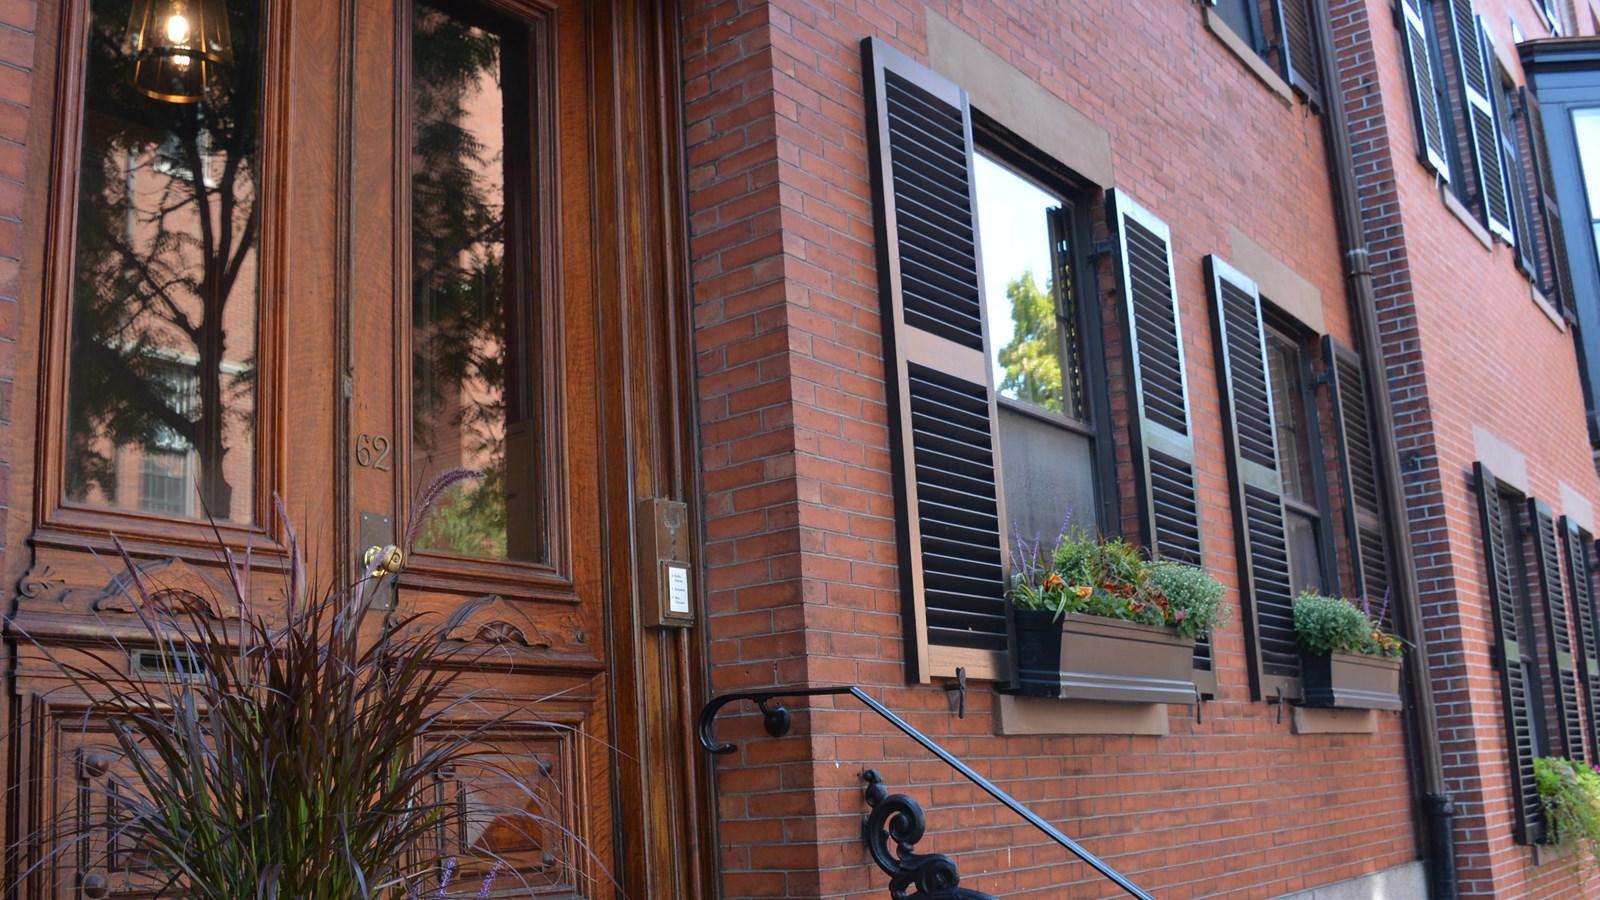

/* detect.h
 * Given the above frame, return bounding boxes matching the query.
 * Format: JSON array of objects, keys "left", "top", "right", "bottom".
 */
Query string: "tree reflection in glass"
[
  {"left": 64, "top": 0, "right": 261, "bottom": 523},
  {"left": 410, "top": 0, "right": 542, "bottom": 563},
  {"left": 973, "top": 153, "right": 1081, "bottom": 420}
]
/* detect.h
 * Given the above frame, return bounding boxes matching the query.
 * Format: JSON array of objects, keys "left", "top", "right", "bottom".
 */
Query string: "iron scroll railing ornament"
[
  {"left": 697, "top": 686, "right": 1159, "bottom": 900},
  {"left": 860, "top": 769, "right": 995, "bottom": 900}
]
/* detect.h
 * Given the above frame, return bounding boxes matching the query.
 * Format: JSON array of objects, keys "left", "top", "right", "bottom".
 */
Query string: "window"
[
  {"left": 1528, "top": 499, "right": 1587, "bottom": 765},
  {"left": 1399, "top": 0, "right": 1577, "bottom": 317},
  {"left": 62, "top": 0, "right": 261, "bottom": 524},
  {"left": 1213, "top": 0, "right": 1268, "bottom": 58},
  {"left": 1503, "top": 494, "right": 1551, "bottom": 771},
  {"left": 1476, "top": 463, "right": 1548, "bottom": 844},
  {"left": 1523, "top": 41, "right": 1600, "bottom": 444},
  {"left": 1210, "top": 0, "right": 1324, "bottom": 103},
  {"left": 1398, "top": 0, "right": 1579, "bottom": 273},
  {"left": 862, "top": 39, "right": 1147, "bottom": 683},
  {"left": 1324, "top": 339, "right": 1391, "bottom": 615},
  {"left": 972, "top": 147, "right": 1101, "bottom": 550},
  {"left": 1571, "top": 108, "right": 1600, "bottom": 275},
  {"left": 409, "top": 0, "right": 545, "bottom": 563},
  {"left": 1216, "top": 292, "right": 1388, "bottom": 699},
  {"left": 140, "top": 450, "right": 191, "bottom": 516},
  {"left": 1265, "top": 325, "right": 1330, "bottom": 596},
  {"left": 1562, "top": 516, "right": 1600, "bottom": 761}
]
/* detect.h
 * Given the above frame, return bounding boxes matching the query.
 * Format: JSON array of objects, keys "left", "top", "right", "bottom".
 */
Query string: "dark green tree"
[
  {"left": 996, "top": 270, "right": 1065, "bottom": 414},
  {"left": 409, "top": 3, "right": 523, "bottom": 559}
]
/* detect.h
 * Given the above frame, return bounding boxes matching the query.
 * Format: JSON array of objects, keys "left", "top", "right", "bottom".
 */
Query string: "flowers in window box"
[
  {"left": 1536, "top": 756, "right": 1600, "bottom": 880},
  {"left": 1292, "top": 590, "right": 1404, "bottom": 657},
  {"left": 1009, "top": 525, "right": 1226, "bottom": 641},
  {"left": 1293, "top": 590, "right": 1405, "bottom": 710}
]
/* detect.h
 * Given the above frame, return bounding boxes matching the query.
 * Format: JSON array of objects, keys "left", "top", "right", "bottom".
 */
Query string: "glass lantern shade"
[{"left": 124, "top": 0, "right": 235, "bottom": 103}]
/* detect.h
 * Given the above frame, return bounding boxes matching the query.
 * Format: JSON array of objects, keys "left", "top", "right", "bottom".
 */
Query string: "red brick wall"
[
  {"left": 1323, "top": 0, "right": 1599, "bottom": 894},
  {"left": 0, "top": 0, "right": 30, "bottom": 597},
  {"left": 684, "top": 1, "right": 1426, "bottom": 897},
  {"left": 0, "top": 0, "right": 32, "bottom": 870}
]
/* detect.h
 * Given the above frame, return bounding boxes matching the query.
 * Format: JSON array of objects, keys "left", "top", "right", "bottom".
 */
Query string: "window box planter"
[
  {"left": 1010, "top": 609, "right": 1197, "bottom": 704},
  {"left": 1299, "top": 650, "right": 1403, "bottom": 710}
]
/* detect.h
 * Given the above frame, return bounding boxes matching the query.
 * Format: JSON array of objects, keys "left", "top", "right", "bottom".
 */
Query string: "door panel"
[{"left": 341, "top": 0, "right": 614, "bottom": 891}]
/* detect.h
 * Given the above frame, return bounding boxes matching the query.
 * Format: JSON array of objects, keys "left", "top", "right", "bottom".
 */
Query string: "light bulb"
[
  {"left": 165, "top": 13, "right": 190, "bottom": 44},
  {"left": 124, "top": 0, "right": 235, "bottom": 103}
]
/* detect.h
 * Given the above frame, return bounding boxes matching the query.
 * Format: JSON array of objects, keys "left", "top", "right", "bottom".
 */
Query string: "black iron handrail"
[{"left": 698, "top": 685, "right": 1158, "bottom": 900}]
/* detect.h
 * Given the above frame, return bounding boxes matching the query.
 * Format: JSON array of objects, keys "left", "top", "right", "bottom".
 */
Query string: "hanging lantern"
[{"left": 124, "top": 0, "right": 235, "bottom": 103}]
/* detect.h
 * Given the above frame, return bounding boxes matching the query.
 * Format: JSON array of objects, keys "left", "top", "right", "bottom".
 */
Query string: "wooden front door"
[{"left": 5, "top": 0, "right": 708, "bottom": 895}]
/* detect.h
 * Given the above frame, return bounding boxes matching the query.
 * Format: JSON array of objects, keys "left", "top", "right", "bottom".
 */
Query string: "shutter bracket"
[
  {"left": 944, "top": 666, "right": 968, "bottom": 718},
  {"left": 1088, "top": 238, "right": 1116, "bottom": 263}
]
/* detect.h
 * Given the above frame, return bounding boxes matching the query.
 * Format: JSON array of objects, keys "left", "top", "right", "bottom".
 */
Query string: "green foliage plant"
[
  {"left": 14, "top": 471, "right": 583, "bottom": 898},
  {"left": 1292, "top": 590, "right": 1404, "bottom": 657},
  {"left": 1536, "top": 756, "right": 1600, "bottom": 883},
  {"left": 1010, "top": 525, "right": 1227, "bottom": 640},
  {"left": 1151, "top": 561, "right": 1228, "bottom": 640},
  {"left": 996, "top": 270, "right": 1067, "bottom": 413}
]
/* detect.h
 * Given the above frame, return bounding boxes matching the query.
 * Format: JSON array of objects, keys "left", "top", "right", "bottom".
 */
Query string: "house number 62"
[{"left": 355, "top": 433, "right": 392, "bottom": 471}]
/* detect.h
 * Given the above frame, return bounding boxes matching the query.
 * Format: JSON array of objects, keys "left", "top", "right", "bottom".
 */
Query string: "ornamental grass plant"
[
  {"left": 11, "top": 471, "right": 582, "bottom": 898},
  {"left": 1010, "top": 525, "right": 1227, "bottom": 640},
  {"left": 1536, "top": 756, "right": 1600, "bottom": 883}
]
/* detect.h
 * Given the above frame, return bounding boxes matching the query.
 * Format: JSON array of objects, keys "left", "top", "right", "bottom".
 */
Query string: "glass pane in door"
[
  {"left": 64, "top": 0, "right": 263, "bottom": 523},
  {"left": 410, "top": 0, "right": 542, "bottom": 562}
]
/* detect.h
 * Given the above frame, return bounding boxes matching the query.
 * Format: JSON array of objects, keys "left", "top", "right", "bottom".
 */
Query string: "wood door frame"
[{"left": 586, "top": 0, "right": 718, "bottom": 894}]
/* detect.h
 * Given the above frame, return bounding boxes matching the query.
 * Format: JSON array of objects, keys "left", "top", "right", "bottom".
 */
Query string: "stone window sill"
[
  {"left": 1292, "top": 706, "right": 1380, "bottom": 734},
  {"left": 1204, "top": 8, "right": 1295, "bottom": 107},
  {"left": 1440, "top": 181, "right": 1494, "bottom": 250},
  {"left": 995, "top": 693, "right": 1172, "bottom": 736}
]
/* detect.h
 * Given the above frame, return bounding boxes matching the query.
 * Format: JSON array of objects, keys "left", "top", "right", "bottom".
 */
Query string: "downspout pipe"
[{"left": 1308, "top": 2, "right": 1458, "bottom": 897}]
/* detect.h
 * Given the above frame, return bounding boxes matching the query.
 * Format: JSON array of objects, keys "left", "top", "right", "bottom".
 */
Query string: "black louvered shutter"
[
  {"left": 1324, "top": 339, "right": 1391, "bottom": 617},
  {"left": 1561, "top": 517, "right": 1599, "bottom": 760},
  {"left": 863, "top": 37, "right": 1008, "bottom": 683},
  {"left": 1531, "top": 500, "right": 1586, "bottom": 762},
  {"left": 1272, "top": 0, "right": 1322, "bottom": 104},
  {"left": 1109, "top": 191, "right": 1207, "bottom": 682},
  {"left": 1208, "top": 257, "right": 1296, "bottom": 698},
  {"left": 1476, "top": 463, "right": 1545, "bottom": 844},
  {"left": 1447, "top": 5, "right": 1513, "bottom": 239},
  {"left": 1399, "top": 0, "right": 1452, "bottom": 177},
  {"left": 1522, "top": 88, "right": 1576, "bottom": 316},
  {"left": 1496, "top": 74, "right": 1538, "bottom": 277}
]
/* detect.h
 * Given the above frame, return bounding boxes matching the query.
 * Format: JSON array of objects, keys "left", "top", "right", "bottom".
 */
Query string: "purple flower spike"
[
  {"left": 433, "top": 857, "right": 457, "bottom": 898},
  {"left": 477, "top": 861, "right": 504, "bottom": 899}
]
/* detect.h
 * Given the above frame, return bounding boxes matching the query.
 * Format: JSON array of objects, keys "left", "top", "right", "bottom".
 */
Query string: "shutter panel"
[
  {"left": 1448, "top": 7, "right": 1513, "bottom": 240},
  {"left": 1323, "top": 338, "right": 1391, "bottom": 619},
  {"left": 1522, "top": 88, "right": 1576, "bottom": 316},
  {"left": 1475, "top": 463, "right": 1544, "bottom": 845},
  {"left": 862, "top": 37, "right": 1008, "bottom": 683},
  {"left": 1497, "top": 77, "right": 1538, "bottom": 277},
  {"left": 1273, "top": 0, "right": 1323, "bottom": 104},
  {"left": 1531, "top": 499, "right": 1585, "bottom": 762},
  {"left": 1561, "top": 517, "right": 1599, "bottom": 760},
  {"left": 1108, "top": 191, "right": 1208, "bottom": 681},
  {"left": 1208, "top": 257, "right": 1296, "bottom": 697},
  {"left": 1540, "top": 0, "right": 1565, "bottom": 35},
  {"left": 1399, "top": 0, "right": 1452, "bottom": 177}
]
